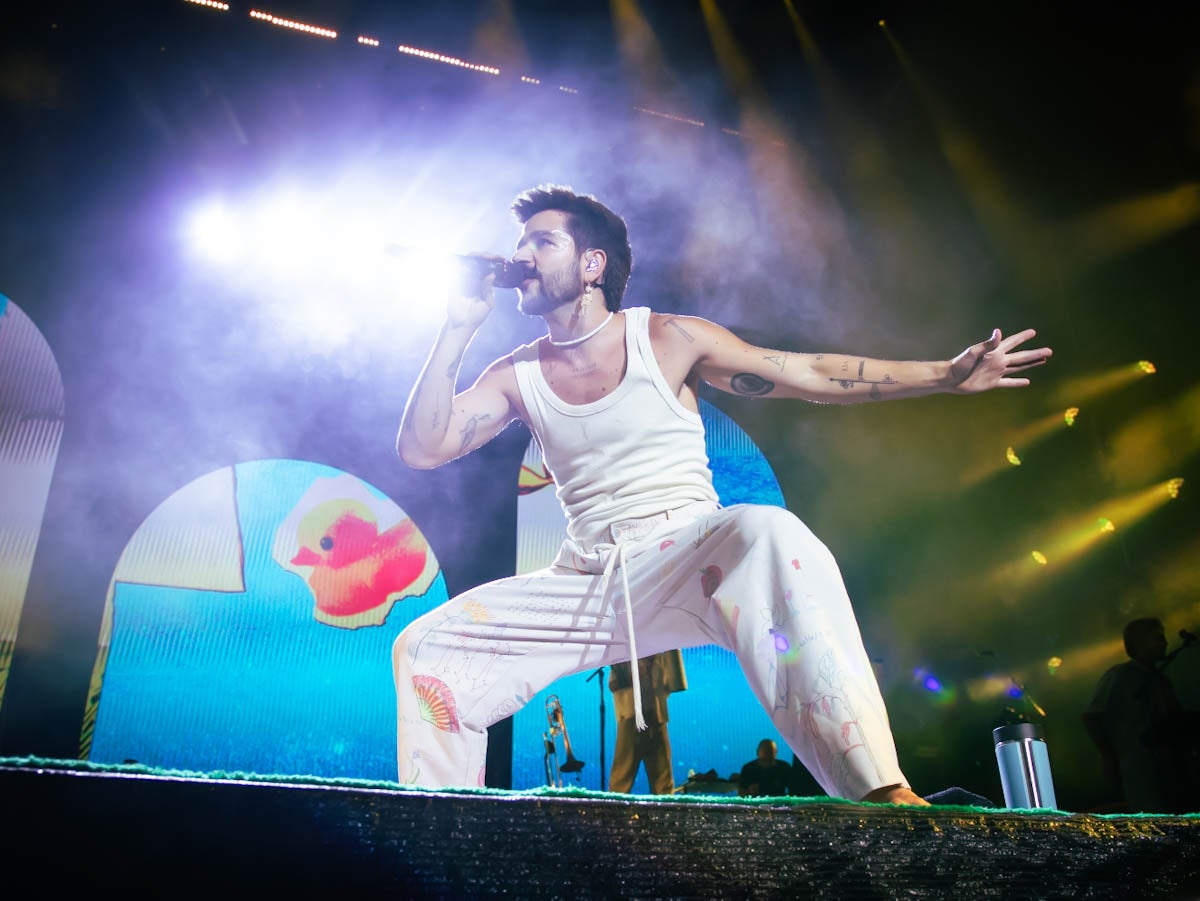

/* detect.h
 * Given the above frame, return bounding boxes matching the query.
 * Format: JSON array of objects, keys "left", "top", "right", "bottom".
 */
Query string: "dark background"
[{"left": 1, "top": 0, "right": 1197, "bottom": 811}]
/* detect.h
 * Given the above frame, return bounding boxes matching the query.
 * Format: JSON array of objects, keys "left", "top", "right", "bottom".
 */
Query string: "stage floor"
[{"left": 2, "top": 758, "right": 1198, "bottom": 899}]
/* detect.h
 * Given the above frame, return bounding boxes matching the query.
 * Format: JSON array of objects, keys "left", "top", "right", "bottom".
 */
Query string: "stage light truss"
[
  {"left": 249, "top": 9, "right": 336, "bottom": 39},
  {"left": 179, "top": 1, "right": 769, "bottom": 144}
]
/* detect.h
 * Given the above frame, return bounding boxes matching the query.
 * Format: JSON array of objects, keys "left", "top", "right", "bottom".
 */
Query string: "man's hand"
[
  {"left": 949, "top": 328, "right": 1053, "bottom": 394},
  {"left": 446, "top": 253, "right": 504, "bottom": 331}
]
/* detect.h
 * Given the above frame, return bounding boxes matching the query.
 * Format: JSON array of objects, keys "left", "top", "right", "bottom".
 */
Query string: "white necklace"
[{"left": 547, "top": 311, "right": 614, "bottom": 348}]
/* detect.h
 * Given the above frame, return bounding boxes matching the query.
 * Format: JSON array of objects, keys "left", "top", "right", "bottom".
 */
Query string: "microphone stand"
[{"left": 586, "top": 667, "right": 606, "bottom": 791}]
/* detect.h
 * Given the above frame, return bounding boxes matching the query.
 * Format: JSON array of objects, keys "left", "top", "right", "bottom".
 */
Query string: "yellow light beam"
[
  {"left": 1102, "top": 382, "right": 1200, "bottom": 490},
  {"left": 983, "top": 478, "right": 1184, "bottom": 589},
  {"left": 782, "top": 0, "right": 831, "bottom": 84},
  {"left": 1049, "top": 360, "right": 1156, "bottom": 407},
  {"left": 699, "top": 0, "right": 762, "bottom": 105},
  {"left": 610, "top": 0, "right": 678, "bottom": 103},
  {"left": 892, "top": 536, "right": 1200, "bottom": 692},
  {"left": 1053, "top": 182, "right": 1200, "bottom": 275},
  {"left": 969, "top": 596, "right": 1200, "bottom": 701},
  {"left": 961, "top": 409, "right": 1080, "bottom": 488},
  {"left": 965, "top": 638, "right": 1126, "bottom": 703},
  {"left": 784, "top": 5, "right": 940, "bottom": 286},
  {"left": 692, "top": 0, "right": 851, "bottom": 281},
  {"left": 472, "top": 0, "right": 531, "bottom": 76},
  {"left": 879, "top": 24, "right": 1048, "bottom": 291}
]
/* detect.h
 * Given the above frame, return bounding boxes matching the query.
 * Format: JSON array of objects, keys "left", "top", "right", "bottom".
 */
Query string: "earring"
[{"left": 582, "top": 283, "right": 593, "bottom": 311}]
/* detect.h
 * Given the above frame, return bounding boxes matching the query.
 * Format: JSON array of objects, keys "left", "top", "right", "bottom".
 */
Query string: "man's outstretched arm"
[{"left": 675, "top": 316, "right": 1052, "bottom": 403}]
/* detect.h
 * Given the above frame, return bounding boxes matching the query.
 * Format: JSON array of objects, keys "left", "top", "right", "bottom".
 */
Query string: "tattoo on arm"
[
  {"left": 830, "top": 360, "right": 897, "bottom": 400},
  {"left": 730, "top": 373, "right": 774, "bottom": 396},
  {"left": 763, "top": 353, "right": 788, "bottom": 373},
  {"left": 665, "top": 318, "right": 695, "bottom": 342},
  {"left": 456, "top": 413, "right": 491, "bottom": 453},
  {"left": 430, "top": 390, "right": 446, "bottom": 431},
  {"left": 445, "top": 349, "right": 465, "bottom": 379}
]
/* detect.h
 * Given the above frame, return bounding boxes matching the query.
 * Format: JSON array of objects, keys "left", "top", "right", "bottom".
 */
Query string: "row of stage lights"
[
  {"left": 912, "top": 357, "right": 1183, "bottom": 710},
  {"left": 917, "top": 466, "right": 1183, "bottom": 703},
  {"left": 183, "top": 0, "right": 713, "bottom": 130},
  {"left": 989, "top": 359, "right": 1182, "bottom": 568}
]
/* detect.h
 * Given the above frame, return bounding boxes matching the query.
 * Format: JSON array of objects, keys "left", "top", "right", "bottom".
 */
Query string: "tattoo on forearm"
[
  {"left": 446, "top": 349, "right": 464, "bottom": 379},
  {"left": 665, "top": 318, "right": 695, "bottom": 342},
  {"left": 457, "top": 413, "right": 490, "bottom": 453},
  {"left": 830, "top": 360, "right": 897, "bottom": 400},
  {"left": 731, "top": 373, "right": 774, "bottom": 396},
  {"left": 763, "top": 353, "right": 788, "bottom": 372}
]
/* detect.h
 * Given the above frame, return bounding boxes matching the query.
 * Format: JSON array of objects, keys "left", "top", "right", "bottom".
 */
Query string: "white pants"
[{"left": 391, "top": 503, "right": 909, "bottom": 801}]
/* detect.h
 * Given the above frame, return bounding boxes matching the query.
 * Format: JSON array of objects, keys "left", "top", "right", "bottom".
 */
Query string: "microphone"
[
  {"left": 385, "top": 244, "right": 533, "bottom": 290},
  {"left": 460, "top": 256, "right": 535, "bottom": 290}
]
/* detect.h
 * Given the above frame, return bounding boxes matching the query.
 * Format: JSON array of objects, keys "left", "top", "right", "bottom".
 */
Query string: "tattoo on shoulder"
[
  {"left": 730, "top": 373, "right": 774, "bottom": 396},
  {"left": 665, "top": 318, "right": 695, "bottom": 342}
]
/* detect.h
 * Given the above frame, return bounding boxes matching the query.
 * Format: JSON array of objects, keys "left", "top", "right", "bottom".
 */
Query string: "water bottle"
[{"left": 993, "top": 722, "right": 1058, "bottom": 809}]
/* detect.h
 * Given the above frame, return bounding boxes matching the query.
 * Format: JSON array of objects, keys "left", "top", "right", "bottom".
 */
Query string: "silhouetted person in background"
[
  {"left": 608, "top": 650, "right": 685, "bottom": 794},
  {"left": 1082, "top": 617, "right": 1188, "bottom": 812},
  {"left": 1162, "top": 626, "right": 1200, "bottom": 810},
  {"left": 738, "top": 738, "right": 794, "bottom": 797}
]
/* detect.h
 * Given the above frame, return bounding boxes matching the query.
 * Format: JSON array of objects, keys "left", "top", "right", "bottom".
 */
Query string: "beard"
[{"left": 517, "top": 258, "right": 583, "bottom": 316}]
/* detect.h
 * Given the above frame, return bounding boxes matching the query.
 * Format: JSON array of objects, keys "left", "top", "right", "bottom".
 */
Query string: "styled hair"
[
  {"left": 1123, "top": 617, "right": 1164, "bottom": 657},
  {"left": 510, "top": 184, "right": 633, "bottom": 312}
]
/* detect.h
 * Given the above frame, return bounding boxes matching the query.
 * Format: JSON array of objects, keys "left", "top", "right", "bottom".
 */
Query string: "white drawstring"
[
  {"left": 584, "top": 501, "right": 717, "bottom": 733},
  {"left": 598, "top": 539, "right": 647, "bottom": 731}
]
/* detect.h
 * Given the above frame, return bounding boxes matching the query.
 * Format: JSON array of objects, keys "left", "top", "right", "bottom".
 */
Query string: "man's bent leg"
[
  {"left": 392, "top": 567, "right": 613, "bottom": 788},
  {"left": 643, "top": 504, "right": 911, "bottom": 802}
]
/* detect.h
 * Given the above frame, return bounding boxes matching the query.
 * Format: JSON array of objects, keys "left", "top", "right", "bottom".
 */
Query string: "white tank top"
[{"left": 512, "top": 306, "right": 719, "bottom": 551}]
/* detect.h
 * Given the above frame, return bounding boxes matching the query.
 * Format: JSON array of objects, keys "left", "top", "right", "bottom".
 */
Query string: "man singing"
[{"left": 393, "top": 184, "right": 1052, "bottom": 805}]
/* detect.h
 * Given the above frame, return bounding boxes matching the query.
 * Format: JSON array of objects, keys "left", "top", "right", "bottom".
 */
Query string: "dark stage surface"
[{"left": 3, "top": 758, "right": 1199, "bottom": 899}]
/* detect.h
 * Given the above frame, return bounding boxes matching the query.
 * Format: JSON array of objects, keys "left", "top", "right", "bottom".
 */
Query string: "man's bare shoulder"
[{"left": 648, "top": 311, "right": 723, "bottom": 345}]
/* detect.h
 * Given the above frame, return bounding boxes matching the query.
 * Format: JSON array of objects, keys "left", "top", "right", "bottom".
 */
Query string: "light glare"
[{"left": 187, "top": 203, "right": 242, "bottom": 263}]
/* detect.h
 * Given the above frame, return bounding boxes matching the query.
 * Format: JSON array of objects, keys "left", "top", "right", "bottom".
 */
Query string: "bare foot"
[{"left": 860, "top": 785, "right": 932, "bottom": 807}]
